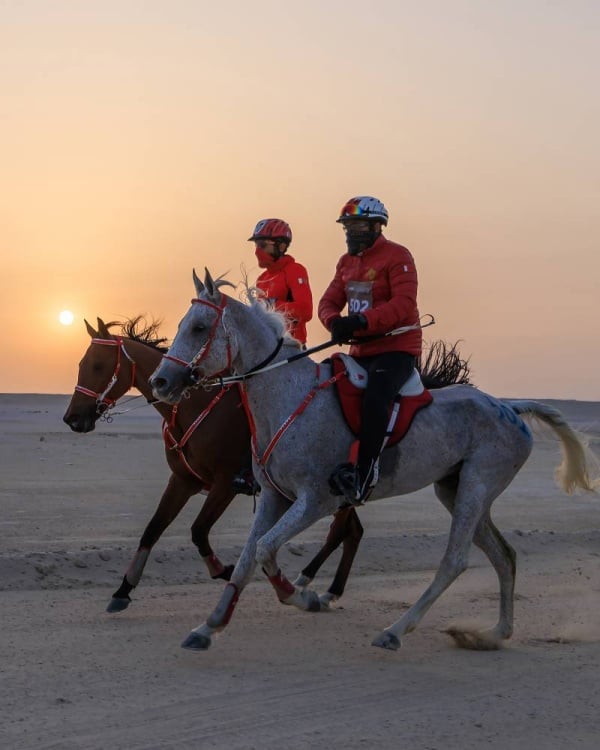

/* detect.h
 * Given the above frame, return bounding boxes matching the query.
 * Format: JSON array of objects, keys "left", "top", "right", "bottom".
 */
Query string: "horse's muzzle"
[
  {"left": 150, "top": 362, "right": 198, "bottom": 404},
  {"left": 63, "top": 410, "right": 97, "bottom": 433}
]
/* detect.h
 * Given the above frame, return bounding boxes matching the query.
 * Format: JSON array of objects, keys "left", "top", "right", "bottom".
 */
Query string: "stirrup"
[
  {"left": 329, "top": 458, "right": 379, "bottom": 507},
  {"left": 354, "top": 459, "right": 379, "bottom": 506}
]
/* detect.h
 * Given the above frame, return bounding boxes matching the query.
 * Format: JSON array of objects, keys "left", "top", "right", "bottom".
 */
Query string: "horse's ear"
[
  {"left": 97, "top": 318, "right": 111, "bottom": 338},
  {"left": 204, "top": 268, "right": 221, "bottom": 302},
  {"left": 84, "top": 319, "right": 97, "bottom": 339},
  {"left": 192, "top": 268, "right": 205, "bottom": 297}
]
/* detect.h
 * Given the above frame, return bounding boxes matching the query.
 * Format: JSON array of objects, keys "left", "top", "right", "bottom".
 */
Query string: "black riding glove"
[{"left": 330, "top": 314, "right": 368, "bottom": 344}]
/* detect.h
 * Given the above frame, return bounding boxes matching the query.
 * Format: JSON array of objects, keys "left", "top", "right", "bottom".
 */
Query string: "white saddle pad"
[{"left": 337, "top": 354, "right": 425, "bottom": 396}]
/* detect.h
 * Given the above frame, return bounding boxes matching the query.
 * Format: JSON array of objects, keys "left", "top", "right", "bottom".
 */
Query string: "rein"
[
  {"left": 159, "top": 295, "right": 285, "bottom": 387},
  {"left": 212, "top": 314, "right": 436, "bottom": 386},
  {"left": 75, "top": 337, "right": 137, "bottom": 417},
  {"left": 240, "top": 337, "right": 285, "bottom": 377},
  {"left": 103, "top": 395, "right": 158, "bottom": 420},
  {"left": 160, "top": 291, "right": 434, "bottom": 392}
]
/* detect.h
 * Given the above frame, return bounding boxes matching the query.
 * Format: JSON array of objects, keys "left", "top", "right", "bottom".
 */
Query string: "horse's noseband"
[{"left": 75, "top": 337, "right": 136, "bottom": 417}]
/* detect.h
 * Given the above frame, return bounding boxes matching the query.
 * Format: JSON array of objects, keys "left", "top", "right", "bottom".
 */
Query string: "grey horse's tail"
[{"left": 506, "top": 400, "right": 600, "bottom": 494}]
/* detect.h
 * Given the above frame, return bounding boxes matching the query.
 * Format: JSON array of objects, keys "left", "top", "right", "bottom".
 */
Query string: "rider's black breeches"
[{"left": 355, "top": 351, "right": 416, "bottom": 469}]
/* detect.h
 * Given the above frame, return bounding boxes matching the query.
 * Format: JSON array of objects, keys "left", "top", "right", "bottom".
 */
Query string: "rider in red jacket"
[
  {"left": 233, "top": 218, "right": 314, "bottom": 496},
  {"left": 250, "top": 218, "right": 313, "bottom": 346},
  {"left": 319, "top": 196, "right": 422, "bottom": 505}
]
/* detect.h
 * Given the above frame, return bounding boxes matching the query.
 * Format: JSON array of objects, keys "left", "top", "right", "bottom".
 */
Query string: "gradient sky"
[{"left": 2, "top": 1, "right": 599, "bottom": 398}]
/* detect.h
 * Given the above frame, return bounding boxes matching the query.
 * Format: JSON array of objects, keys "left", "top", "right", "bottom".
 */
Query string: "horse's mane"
[
  {"left": 418, "top": 340, "right": 472, "bottom": 388},
  {"left": 236, "top": 272, "right": 302, "bottom": 349},
  {"left": 117, "top": 316, "right": 170, "bottom": 352}
]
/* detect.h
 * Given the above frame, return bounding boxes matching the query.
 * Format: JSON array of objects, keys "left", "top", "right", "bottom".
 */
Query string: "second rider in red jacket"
[
  {"left": 233, "top": 218, "right": 314, "bottom": 496},
  {"left": 250, "top": 218, "right": 313, "bottom": 347}
]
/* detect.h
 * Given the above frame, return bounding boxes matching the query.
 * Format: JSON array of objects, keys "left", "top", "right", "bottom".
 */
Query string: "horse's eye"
[
  {"left": 92, "top": 362, "right": 104, "bottom": 374},
  {"left": 192, "top": 325, "right": 204, "bottom": 335}
]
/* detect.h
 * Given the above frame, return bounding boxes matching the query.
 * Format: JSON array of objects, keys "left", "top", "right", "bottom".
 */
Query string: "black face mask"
[{"left": 345, "top": 228, "right": 379, "bottom": 256}]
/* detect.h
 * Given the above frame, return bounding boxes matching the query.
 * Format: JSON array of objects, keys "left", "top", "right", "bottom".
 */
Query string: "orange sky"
[{"left": 2, "top": 1, "right": 599, "bottom": 399}]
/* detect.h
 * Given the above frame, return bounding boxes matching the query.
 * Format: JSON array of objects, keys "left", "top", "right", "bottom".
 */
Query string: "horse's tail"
[
  {"left": 418, "top": 340, "right": 472, "bottom": 388},
  {"left": 506, "top": 399, "right": 600, "bottom": 495}
]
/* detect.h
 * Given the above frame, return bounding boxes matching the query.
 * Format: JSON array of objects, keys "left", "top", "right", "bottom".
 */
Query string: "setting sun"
[
  {"left": 0, "top": 2, "right": 598, "bottom": 402},
  {"left": 58, "top": 310, "right": 75, "bottom": 326}
]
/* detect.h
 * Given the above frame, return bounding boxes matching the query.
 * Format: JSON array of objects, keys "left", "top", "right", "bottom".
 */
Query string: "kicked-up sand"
[{"left": 1, "top": 393, "right": 599, "bottom": 749}]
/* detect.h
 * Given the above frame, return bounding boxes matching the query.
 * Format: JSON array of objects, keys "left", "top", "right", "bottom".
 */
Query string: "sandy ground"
[{"left": 1, "top": 393, "right": 600, "bottom": 749}]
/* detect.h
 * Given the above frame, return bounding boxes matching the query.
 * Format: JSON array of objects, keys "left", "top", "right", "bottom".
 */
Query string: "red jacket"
[
  {"left": 318, "top": 234, "right": 422, "bottom": 357},
  {"left": 256, "top": 254, "right": 313, "bottom": 345}
]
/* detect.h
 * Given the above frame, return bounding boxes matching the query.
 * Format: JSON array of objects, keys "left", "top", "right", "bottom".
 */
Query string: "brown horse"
[{"left": 63, "top": 317, "right": 364, "bottom": 612}]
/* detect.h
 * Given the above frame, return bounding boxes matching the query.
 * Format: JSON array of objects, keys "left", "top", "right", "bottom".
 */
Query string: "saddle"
[{"left": 330, "top": 353, "right": 433, "bottom": 446}]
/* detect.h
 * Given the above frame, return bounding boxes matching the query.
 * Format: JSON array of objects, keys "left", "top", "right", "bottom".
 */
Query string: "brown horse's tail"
[
  {"left": 507, "top": 400, "right": 600, "bottom": 494},
  {"left": 418, "top": 340, "right": 471, "bottom": 388}
]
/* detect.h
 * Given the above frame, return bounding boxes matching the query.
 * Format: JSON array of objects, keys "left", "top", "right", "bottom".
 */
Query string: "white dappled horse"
[{"left": 150, "top": 269, "right": 599, "bottom": 653}]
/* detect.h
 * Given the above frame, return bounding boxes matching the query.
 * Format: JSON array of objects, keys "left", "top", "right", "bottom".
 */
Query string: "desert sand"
[{"left": 1, "top": 393, "right": 599, "bottom": 749}]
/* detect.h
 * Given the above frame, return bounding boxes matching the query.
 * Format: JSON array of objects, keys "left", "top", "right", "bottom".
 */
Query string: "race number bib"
[{"left": 346, "top": 280, "right": 373, "bottom": 314}]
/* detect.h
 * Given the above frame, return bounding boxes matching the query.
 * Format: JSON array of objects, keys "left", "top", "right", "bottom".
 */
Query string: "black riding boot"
[
  {"left": 328, "top": 457, "right": 378, "bottom": 506},
  {"left": 329, "top": 351, "right": 415, "bottom": 507},
  {"left": 231, "top": 451, "right": 260, "bottom": 496},
  {"left": 232, "top": 464, "right": 260, "bottom": 496},
  {"left": 328, "top": 439, "right": 380, "bottom": 506}
]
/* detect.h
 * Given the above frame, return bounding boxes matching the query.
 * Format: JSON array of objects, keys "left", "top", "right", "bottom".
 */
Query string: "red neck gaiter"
[{"left": 255, "top": 248, "right": 276, "bottom": 269}]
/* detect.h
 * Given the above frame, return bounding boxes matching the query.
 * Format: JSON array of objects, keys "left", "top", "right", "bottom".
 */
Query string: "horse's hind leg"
[
  {"left": 430, "top": 477, "right": 517, "bottom": 648},
  {"left": 107, "top": 473, "right": 198, "bottom": 613},
  {"left": 372, "top": 471, "right": 490, "bottom": 650},
  {"left": 456, "top": 516, "right": 516, "bottom": 645},
  {"left": 294, "top": 507, "right": 364, "bottom": 607},
  {"left": 190, "top": 477, "right": 237, "bottom": 581}
]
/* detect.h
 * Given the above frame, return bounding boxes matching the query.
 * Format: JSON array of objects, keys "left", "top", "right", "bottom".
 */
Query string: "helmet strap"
[{"left": 272, "top": 242, "right": 287, "bottom": 261}]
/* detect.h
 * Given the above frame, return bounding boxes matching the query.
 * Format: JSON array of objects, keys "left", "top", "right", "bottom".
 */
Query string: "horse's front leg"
[
  {"left": 190, "top": 476, "right": 237, "bottom": 581},
  {"left": 107, "top": 473, "right": 197, "bottom": 612},
  {"left": 256, "top": 493, "right": 329, "bottom": 613},
  {"left": 181, "top": 489, "right": 289, "bottom": 651}
]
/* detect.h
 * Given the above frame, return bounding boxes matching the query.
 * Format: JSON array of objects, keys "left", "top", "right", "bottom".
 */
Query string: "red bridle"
[
  {"left": 75, "top": 337, "right": 137, "bottom": 414},
  {"left": 161, "top": 296, "right": 233, "bottom": 380}
]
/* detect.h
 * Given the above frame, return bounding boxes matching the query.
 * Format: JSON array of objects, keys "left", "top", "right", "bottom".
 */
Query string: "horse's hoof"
[
  {"left": 372, "top": 631, "right": 401, "bottom": 651},
  {"left": 106, "top": 596, "right": 131, "bottom": 613},
  {"left": 181, "top": 632, "right": 212, "bottom": 651},
  {"left": 445, "top": 626, "right": 503, "bottom": 651},
  {"left": 318, "top": 592, "right": 337, "bottom": 610},
  {"left": 302, "top": 589, "right": 322, "bottom": 612},
  {"left": 212, "top": 564, "right": 234, "bottom": 582}
]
